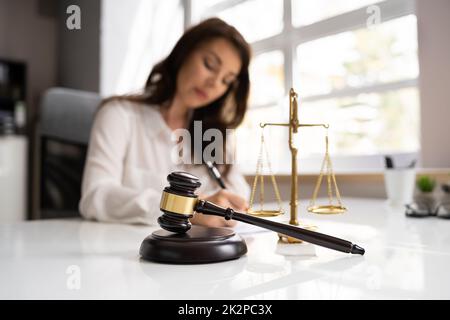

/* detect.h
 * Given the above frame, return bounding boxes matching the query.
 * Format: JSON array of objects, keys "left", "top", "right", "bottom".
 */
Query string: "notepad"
[{"left": 232, "top": 221, "right": 270, "bottom": 235}]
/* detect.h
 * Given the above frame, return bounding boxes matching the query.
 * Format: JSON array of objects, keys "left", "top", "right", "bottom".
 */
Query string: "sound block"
[{"left": 139, "top": 225, "right": 247, "bottom": 264}]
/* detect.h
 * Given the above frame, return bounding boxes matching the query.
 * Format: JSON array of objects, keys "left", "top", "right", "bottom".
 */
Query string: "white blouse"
[{"left": 79, "top": 99, "right": 250, "bottom": 225}]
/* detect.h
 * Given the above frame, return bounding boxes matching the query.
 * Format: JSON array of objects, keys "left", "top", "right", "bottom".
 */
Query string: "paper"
[{"left": 233, "top": 221, "right": 270, "bottom": 235}]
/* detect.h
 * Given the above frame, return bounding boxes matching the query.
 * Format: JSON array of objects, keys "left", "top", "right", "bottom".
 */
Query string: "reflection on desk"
[{"left": 1, "top": 198, "right": 450, "bottom": 299}]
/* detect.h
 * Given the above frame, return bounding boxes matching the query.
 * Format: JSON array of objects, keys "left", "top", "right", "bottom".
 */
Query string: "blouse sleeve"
[
  {"left": 222, "top": 132, "right": 251, "bottom": 201},
  {"left": 79, "top": 101, "right": 161, "bottom": 225}
]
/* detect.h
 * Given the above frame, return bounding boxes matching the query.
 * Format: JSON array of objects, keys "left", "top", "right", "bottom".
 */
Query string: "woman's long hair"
[{"left": 102, "top": 18, "right": 251, "bottom": 177}]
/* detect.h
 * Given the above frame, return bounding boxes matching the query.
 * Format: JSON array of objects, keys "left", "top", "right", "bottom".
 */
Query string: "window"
[
  {"left": 249, "top": 50, "right": 285, "bottom": 107},
  {"left": 297, "top": 15, "right": 418, "bottom": 96},
  {"left": 192, "top": 0, "right": 284, "bottom": 43},
  {"left": 187, "top": 0, "right": 419, "bottom": 173},
  {"left": 101, "top": 0, "right": 184, "bottom": 96},
  {"left": 292, "top": 0, "right": 381, "bottom": 27}
]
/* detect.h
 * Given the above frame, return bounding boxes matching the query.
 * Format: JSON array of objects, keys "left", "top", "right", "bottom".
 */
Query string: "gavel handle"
[{"left": 194, "top": 200, "right": 365, "bottom": 255}]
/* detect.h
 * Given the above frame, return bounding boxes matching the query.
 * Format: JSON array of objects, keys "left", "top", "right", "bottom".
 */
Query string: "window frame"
[{"left": 183, "top": 0, "right": 419, "bottom": 173}]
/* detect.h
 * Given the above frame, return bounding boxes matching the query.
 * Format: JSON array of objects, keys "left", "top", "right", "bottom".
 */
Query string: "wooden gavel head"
[
  {"left": 158, "top": 172, "right": 201, "bottom": 233},
  {"left": 141, "top": 172, "right": 248, "bottom": 264}
]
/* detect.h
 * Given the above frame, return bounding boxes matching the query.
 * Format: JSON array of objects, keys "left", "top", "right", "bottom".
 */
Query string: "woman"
[{"left": 79, "top": 18, "right": 252, "bottom": 228}]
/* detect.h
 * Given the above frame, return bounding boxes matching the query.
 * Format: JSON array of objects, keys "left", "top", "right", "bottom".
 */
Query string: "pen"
[{"left": 205, "top": 161, "right": 226, "bottom": 189}]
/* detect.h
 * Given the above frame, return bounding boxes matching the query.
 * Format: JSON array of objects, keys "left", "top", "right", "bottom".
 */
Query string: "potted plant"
[{"left": 415, "top": 175, "right": 437, "bottom": 210}]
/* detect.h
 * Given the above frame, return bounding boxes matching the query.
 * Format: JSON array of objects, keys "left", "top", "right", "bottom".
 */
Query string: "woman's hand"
[{"left": 190, "top": 190, "right": 248, "bottom": 228}]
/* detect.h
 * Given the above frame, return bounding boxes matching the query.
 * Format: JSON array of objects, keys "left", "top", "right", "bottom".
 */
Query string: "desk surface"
[{"left": 1, "top": 198, "right": 449, "bottom": 300}]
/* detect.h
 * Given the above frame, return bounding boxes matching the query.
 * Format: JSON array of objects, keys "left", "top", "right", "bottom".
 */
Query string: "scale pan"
[
  {"left": 246, "top": 209, "right": 284, "bottom": 217},
  {"left": 307, "top": 205, "right": 347, "bottom": 214}
]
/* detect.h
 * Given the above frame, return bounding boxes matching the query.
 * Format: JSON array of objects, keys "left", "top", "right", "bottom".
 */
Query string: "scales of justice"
[
  {"left": 246, "top": 88, "right": 346, "bottom": 243},
  {"left": 139, "top": 88, "right": 361, "bottom": 264}
]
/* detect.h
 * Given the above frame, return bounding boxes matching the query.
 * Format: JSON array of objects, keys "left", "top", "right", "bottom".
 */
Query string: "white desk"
[{"left": 1, "top": 198, "right": 449, "bottom": 300}]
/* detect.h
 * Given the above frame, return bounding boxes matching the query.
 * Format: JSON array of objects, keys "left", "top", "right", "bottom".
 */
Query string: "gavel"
[{"left": 157, "top": 172, "right": 365, "bottom": 255}]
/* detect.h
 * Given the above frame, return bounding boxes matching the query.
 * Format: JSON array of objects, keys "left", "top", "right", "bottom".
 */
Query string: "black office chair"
[{"left": 39, "top": 87, "right": 101, "bottom": 218}]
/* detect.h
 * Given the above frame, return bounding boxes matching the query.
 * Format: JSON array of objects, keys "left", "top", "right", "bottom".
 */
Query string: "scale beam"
[{"left": 260, "top": 123, "right": 329, "bottom": 129}]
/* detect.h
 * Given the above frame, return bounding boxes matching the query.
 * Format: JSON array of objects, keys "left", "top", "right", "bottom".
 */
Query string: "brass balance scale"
[{"left": 246, "top": 88, "right": 347, "bottom": 243}]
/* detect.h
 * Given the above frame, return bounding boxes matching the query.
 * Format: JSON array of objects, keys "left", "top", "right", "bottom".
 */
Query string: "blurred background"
[{"left": 0, "top": 0, "right": 449, "bottom": 221}]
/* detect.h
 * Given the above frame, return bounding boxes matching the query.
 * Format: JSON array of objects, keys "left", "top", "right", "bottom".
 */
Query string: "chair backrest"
[
  {"left": 41, "top": 87, "right": 100, "bottom": 144},
  {"left": 39, "top": 87, "right": 101, "bottom": 219}
]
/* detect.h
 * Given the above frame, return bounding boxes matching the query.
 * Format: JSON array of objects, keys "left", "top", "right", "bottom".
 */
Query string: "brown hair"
[{"left": 102, "top": 18, "right": 251, "bottom": 177}]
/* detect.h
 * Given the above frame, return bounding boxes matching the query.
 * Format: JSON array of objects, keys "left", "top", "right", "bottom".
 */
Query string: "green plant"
[{"left": 416, "top": 175, "right": 436, "bottom": 193}]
